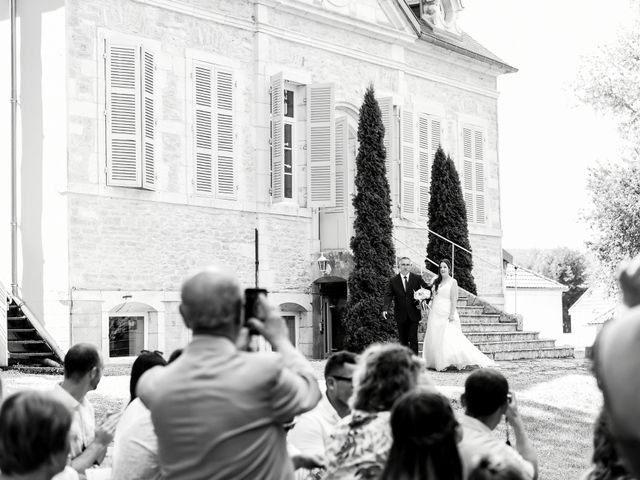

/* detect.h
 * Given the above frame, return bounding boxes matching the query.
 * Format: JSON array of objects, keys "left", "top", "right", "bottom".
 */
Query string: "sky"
[{"left": 457, "top": 0, "right": 635, "bottom": 251}]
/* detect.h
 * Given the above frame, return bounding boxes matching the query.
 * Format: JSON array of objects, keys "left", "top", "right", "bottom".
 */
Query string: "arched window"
[{"left": 108, "top": 302, "right": 157, "bottom": 358}]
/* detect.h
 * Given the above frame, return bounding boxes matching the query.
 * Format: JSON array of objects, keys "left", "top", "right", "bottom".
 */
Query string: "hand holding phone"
[{"left": 244, "top": 292, "right": 290, "bottom": 349}]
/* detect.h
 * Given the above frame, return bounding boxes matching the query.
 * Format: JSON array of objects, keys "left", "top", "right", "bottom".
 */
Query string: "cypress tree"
[
  {"left": 343, "top": 86, "right": 397, "bottom": 352},
  {"left": 426, "top": 147, "right": 477, "bottom": 294}
]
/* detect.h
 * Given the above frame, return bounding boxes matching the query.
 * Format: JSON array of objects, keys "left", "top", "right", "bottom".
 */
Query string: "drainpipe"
[{"left": 10, "top": 0, "right": 18, "bottom": 297}]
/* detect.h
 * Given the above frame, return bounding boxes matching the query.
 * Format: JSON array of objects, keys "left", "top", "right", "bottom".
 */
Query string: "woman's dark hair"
[
  {"left": 468, "top": 457, "right": 525, "bottom": 480},
  {"left": 351, "top": 343, "right": 422, "bottom": 412},
  {"left": 432, "top": 259, "right": 452, "bottom": 294},
  {"left": 380, "top": 388, "right": 462, "bottom": 480},
  {"left": 0, "top": 391, "right": 72, "bottom": 475},
  {"left": 130, "top": 351, "right": 167, "bottom": 402},
  {"left": 586, "top": 408, "right": 634, "bottom": 480}
]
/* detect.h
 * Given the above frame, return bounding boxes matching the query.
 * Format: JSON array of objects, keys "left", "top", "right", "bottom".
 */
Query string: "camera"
[
  {"left": 506, "top": 392, "right": 513, "bottom": 404},
  {"left": 244, "top": 288, "right": 268, "bottom": 335}
]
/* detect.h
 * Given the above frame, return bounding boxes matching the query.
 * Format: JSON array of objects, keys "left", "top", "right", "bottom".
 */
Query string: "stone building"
[{"left": 0, "top": 0, "right": 515, "bottom": 362}]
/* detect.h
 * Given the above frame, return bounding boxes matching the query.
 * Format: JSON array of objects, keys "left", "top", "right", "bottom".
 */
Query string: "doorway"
[{"left": 315, "top": 279, "right": 347, "bottom": 357}]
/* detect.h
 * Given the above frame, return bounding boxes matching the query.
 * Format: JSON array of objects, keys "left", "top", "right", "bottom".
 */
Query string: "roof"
[
  {"left": 504, "top": 264, "right": 568, "bottom": 291},
  {"left": 569, "top": 285, "right": 617, "bottom": 313}
]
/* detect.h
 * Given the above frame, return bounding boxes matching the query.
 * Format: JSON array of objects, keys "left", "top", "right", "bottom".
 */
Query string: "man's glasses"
[
  {"left": 140, "top": 349, "right": 164, "bottom": 357},
  {"left": 330, "top": 375, "right": 353, "bottom": 383}
]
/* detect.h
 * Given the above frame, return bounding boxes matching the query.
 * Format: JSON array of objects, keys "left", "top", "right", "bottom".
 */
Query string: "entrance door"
[{"left": 322, "top": 297, "right": 332, "bottom": 355}]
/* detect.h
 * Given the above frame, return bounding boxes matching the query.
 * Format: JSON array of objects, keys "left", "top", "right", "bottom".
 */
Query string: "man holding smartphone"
[
  {"left": 457, "top": 368, "right": 538, "bottom": 480},
  {"left": 137, "top": 266, "right": 321, "bottom": 480}
]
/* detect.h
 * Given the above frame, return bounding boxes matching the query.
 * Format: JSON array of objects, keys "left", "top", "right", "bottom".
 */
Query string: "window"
[
  {"left": 109, "top": 316, "right": 145, "bottom": 358},
  {"left": 461, "top": 125, "right": 486, "bottom": 224},
  {"left": 104, "top": 39, "right": 155, "bottom": 189},
  {"left": 270, "top": 73, "right": 335, "bottom": 206},
  {"left": 192, "top": 61, "right": 236, "bottom": 198},
  {"left": 282, "top": 315, "right": 297, "bottom": 346}
]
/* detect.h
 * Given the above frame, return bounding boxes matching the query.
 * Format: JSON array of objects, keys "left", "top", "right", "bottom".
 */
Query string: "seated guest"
[
  {"left": 379, "top": 387, "right": 463, "bottom": 480},
  {"left": 323, "top": 343, "right": 423, "bottom": 480},
  {"left": 458, "top": 369, "right": 537, "bottom": 480},
  {"left": 0, "top": 390, "right": 73, "bottom": 480},
  {"left": 580, "top": 408, "right": 634, "bottom": 480},
  {"left": 111, "top": 350, "right": 168, "bottom": 480},
  {"left": 593, "top": 255, "right": 640, "bottom": 478},
  {"left": 52, "top": 343, "right": 119, "bottom": 479},
  {"left": 468, "top": 457, "right": 525, "bottom": 480},
  {"left": 137, "top": 266, "right": 321, "bottom": 479},
  {"left": 288, "top": 350, "right": 358, "bottom": 456}
]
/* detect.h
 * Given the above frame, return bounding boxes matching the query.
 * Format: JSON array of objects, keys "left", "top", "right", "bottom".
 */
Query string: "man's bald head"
[
  {"left": 595, "top": 307, "right": 640, "bottom": 477},
  {"left": 180, "top": 267, "right": 243, "bottom": 336}
]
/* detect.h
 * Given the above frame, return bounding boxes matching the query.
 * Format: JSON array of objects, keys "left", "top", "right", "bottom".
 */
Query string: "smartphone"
[{"left": 244, "top": 288, "right": 268, "bottom": 335}]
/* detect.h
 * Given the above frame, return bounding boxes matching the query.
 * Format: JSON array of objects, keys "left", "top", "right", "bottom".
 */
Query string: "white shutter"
[
  {"left": 141, "top": 47, "right": 155, "bottom": 190},
  {"left": 194, "top": 62, "right": 214, "bottom": 194},
  {"left": 335, "top": 117, "right": 349, "bottom": 212},
  {"left": 106, "top": 41, "right": 141, "bottom": 187},
  {"left": 307, "top": 83, "right": 335, "bottom": 208},
  {"left": 462, "top": 126, "right": 474, "bottom": 223},
  {"left": 270, "top": 73, "right": 284, "bottom": 202},
  {"left": 216, "top": 68, "right": 235, "bottom": 198},
  {"left": 401, "top": 109, "right": 416, "bottom": 216},
  {"left": 378, "top": 97, "right": 394, "bottom": 182},
  {"left": 474, "top": 130, "right": 485, "bottom": 223},
  {"left": 418, "top": 115, "right": 429, "bottom": 219}
]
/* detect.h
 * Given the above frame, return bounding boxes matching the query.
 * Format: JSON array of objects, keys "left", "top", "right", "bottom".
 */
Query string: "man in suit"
[{"left": 382, "top": 257, "right": 429, "bottom": 355}]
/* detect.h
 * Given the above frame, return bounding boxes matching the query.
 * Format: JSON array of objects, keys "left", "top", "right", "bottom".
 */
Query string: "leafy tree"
[
  {"left": 582, "top": 162, "right": 640, "bottom": 289},
  {"left": 512, "top": 248, "right": 590, "bottom": 332},
  {"left": 342, "top": 86, "right": 397, "bottom": 352},
  {"left": 575, "top": 12, "right": 640, "bottom": 161},
  {"left": 425, "top": 147, "right": 477, "bottom": 294}
]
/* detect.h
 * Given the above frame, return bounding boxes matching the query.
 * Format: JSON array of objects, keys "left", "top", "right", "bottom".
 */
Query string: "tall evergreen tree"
[
  {"left": 343, "top": 86, "right": 396, "bottom": 352},
  {"left": 426, "top": 147, "right": 477, "bottom": 294}
]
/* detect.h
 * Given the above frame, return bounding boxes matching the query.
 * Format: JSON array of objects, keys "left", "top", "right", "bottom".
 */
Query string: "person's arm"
[
  {"left": 449, "top": 279, "right": 458, "bottom": 321},
  {"left": 382, "top": 279, "right": 393, "bottom": 319},
  {"left": 249, "top": 296, "right": 321, "bottom": 422},
  {"left": 137, "top": 365, "right": 166, "bottom": 411},
  {"left": 69, "top": 414, "right": 119, "bottom": 473},
  {"left": 506, "top": 393, "right": 538, "bottom": 479}
]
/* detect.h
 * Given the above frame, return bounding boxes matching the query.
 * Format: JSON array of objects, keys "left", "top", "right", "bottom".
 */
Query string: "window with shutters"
[
  {"left": 192, "top": 61, "right": 236, "bottom": 198},
  {"left": 418, "top": 114, "right": 441, "bottom": 219},
  {"left": 461, "top": 125, "right": 486, "bottom": 224},
  {"left": 104, "top": 38, "right": 155, "bottom": 190}
]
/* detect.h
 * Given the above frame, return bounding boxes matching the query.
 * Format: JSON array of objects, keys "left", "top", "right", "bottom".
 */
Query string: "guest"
[
  {"left": 379, "top": 387, "right": 463, "bottom": 480},
  {"left": 168, "top": 348, "right": 183, "bottom": 363},
  {"left": 468, "top": 457, "right": 525, "bottom": 480},
  {"left": 111, "top": 350, "right": 168, "bottom": 480},
  {"left": 580, "top": 408, "right": 635, "bottom": 480},
  {"left": 52, "top": 343, "right": 118, "bottom": 478},
  {"left": 289, "top": 351, "right": 358, "bottom": 457},
  {"left": 137, "top": 266, "right": 321, "bottom": 479},
  {"left": 0, "top": 390, "right": 72, "bottom": 480},
  {"left": 457, "top": 369, "right": 537, "bottom": 480},
  {"left": 323, "top": 343, "right": 422, "bottom": 480}
]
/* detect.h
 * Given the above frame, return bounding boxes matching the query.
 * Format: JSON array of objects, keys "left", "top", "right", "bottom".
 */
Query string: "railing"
[{"left": 0, "top": 281, "right": 8, "bottom": 366}]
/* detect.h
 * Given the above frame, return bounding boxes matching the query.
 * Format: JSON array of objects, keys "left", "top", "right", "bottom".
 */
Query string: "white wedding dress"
[{"left": 422, "top": 280, "right": 496, "bottom": 371}]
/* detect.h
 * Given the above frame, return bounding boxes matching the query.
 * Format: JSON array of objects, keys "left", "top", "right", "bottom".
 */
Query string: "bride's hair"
[
  {"left": 379, "top": 388, "right": 462, "bottom": 480},
  {"left": 433, "top": 259, "right": 452, "bottom": 293}
]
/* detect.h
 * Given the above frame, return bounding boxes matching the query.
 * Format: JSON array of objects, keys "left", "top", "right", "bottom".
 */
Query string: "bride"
[{"left": 422, "top": 259, "right": 496, "bottom": 371}]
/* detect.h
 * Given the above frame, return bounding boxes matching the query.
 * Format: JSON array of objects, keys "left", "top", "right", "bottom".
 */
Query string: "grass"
[{"left": 1, "top": 357, "right": 599, "bottom": 479}]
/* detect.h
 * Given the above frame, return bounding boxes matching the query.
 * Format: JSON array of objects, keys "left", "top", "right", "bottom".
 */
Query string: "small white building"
[
  {"left": 568, "top": 286, "right": 618, "bottom": 351},
  {"left": 503, "top": 264, "right": 567, "bottom": 344}
]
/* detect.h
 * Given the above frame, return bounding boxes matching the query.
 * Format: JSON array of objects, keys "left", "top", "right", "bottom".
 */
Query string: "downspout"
[{"left": 10, "top": 0, "right": 18, "bottom": 297}]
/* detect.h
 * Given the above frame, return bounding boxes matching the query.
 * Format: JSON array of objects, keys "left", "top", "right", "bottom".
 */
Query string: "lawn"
[{"left": 1, "top": 356, "right": 598, "bottom": 480}]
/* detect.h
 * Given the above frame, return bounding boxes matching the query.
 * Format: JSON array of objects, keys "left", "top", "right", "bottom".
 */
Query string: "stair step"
[
  {"left": 458, "top": 306, "right": 485, "bottom": 315},
  {"left": 487, "top": 347, "right": 575, "bottom": 361},
  {"left": 9, "top": 340, "right": 46, "bottom": 345},
  {"left": 477, "top": 339, "right": 557, "bottom": 353},
  {"left": 8, "top": 328, "right": 36, "bottom": 333},
  {"left": 9, "top": 352, "right": 54, "bottom": 358},
  {"left": 460, "top": 314, "right": 503, "bottom": 324},
  {"left": 8, "top": 315, "right": 27, "bottom": 321},
  {"left": 465, "top": 332, "right": 540, "bottom": 343},
  {"left": 461, "top": 323, "right": 518, "bottom": 333}
]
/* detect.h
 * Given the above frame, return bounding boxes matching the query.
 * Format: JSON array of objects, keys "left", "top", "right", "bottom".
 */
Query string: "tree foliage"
[
  {"left": 342, "top": 86, "right": 397, "bottom": 352},
  {"left": 512, "top": 248, "right": 590, "bottom": 332},
  {"left": 582, "top": 162, "right": 640, "bottom": 288},
  {"left": 575, "top": 14, "right": 640, "bottom": 161},
  {"left": 426, "top": 147, "right": 477, "bottom": 294}
]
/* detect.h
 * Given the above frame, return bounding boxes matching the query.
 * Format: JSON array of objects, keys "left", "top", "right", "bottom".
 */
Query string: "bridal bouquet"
[{"left": 414, "top": 287, "right": 431, "bottom": 313}]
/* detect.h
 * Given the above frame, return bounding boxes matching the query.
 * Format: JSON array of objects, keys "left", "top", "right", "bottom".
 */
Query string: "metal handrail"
[
  {"left": 392, "top": 235, "right": 439, "bottom": 272},
  {"left": 399, "top": 215, "right": 499, "bottom": 273}
]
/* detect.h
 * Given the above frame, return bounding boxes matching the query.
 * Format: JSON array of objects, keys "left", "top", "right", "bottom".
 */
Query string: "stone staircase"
[
  {"left": 418, "top": 292, "right": 574, "bottom": 361},
  {"left": 7, "top": 299, "right": 63, "bottom": 366}
]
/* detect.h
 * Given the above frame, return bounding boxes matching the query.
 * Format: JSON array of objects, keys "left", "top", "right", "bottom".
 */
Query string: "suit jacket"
[
  {"left": 139, "top": 336, "right": 321, "bottom": 480},
  {"left": 383, "top": 272, "right": 429, "bottom": 324}
]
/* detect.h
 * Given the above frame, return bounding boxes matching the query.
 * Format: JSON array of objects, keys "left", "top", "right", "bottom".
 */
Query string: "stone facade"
[{"left": 5, "top": 0, "right": 513, "bottom": 361}]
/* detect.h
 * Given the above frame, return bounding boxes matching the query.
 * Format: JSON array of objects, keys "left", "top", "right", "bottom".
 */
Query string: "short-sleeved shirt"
[
  {"left": 52, "top": 383, "right": 96, "bottom": 458},
  {"left": 288, "top": 393, "right": 340, "bottom": 457},
  {"left": 458, "top": 414, "right": 535, "bottom": 480}
]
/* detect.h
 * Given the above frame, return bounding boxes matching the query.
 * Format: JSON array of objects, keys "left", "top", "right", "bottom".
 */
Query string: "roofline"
[
  {"left": 419, "top": 30, "right": 518, "bottom": 74},
  {"left": 396, "top": 0, "right": 422, "bottom": 35},
  {"left": 505, "top": 263, "right": 568, "bottom": 290}
]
